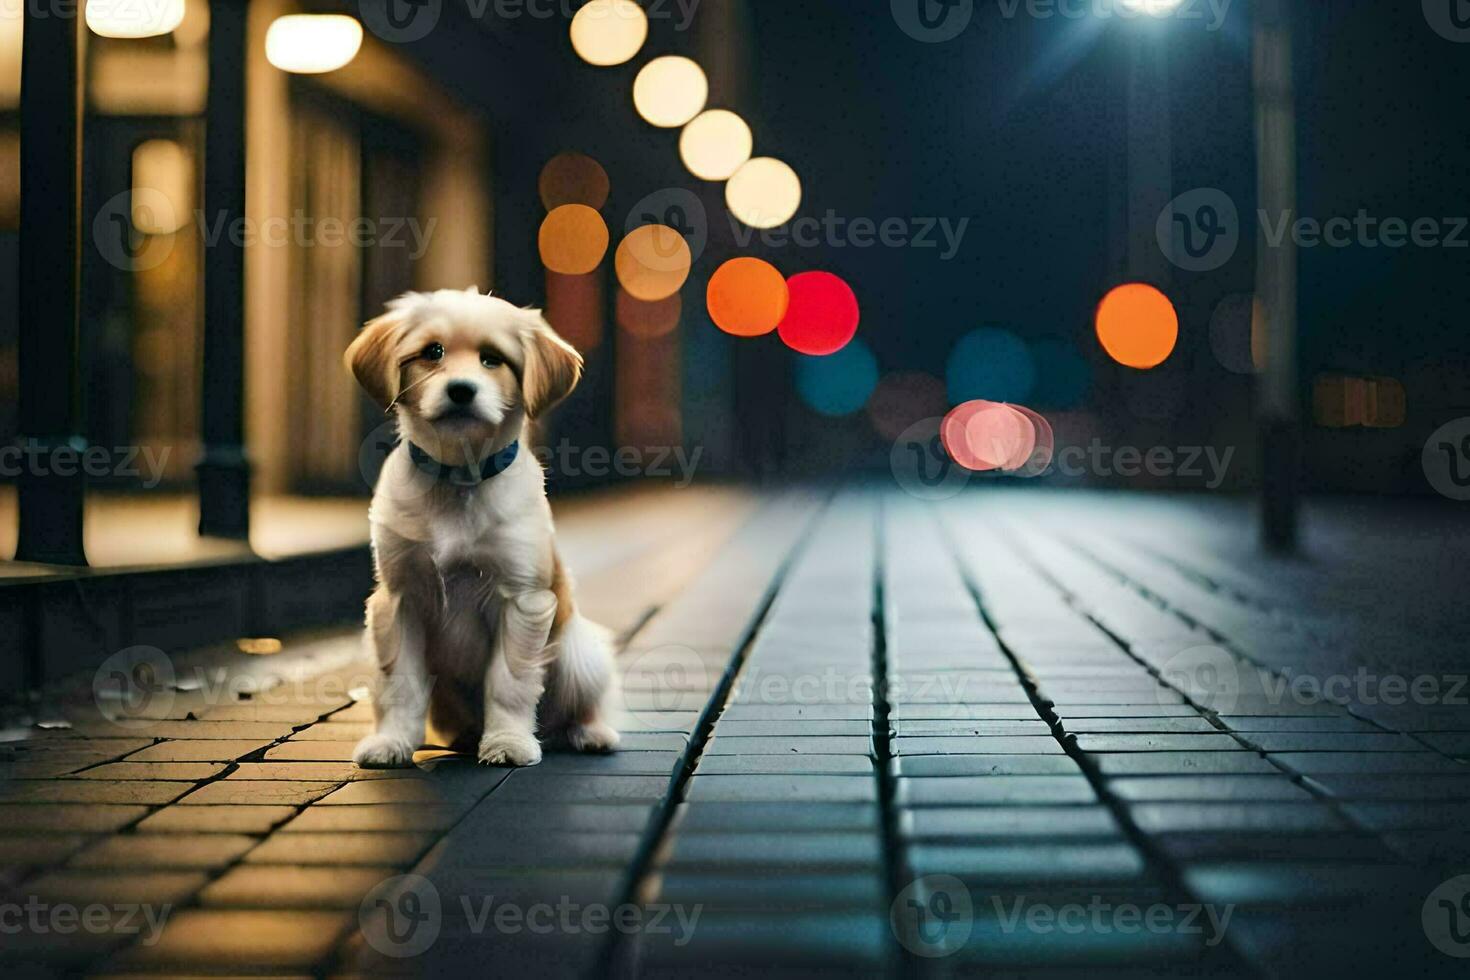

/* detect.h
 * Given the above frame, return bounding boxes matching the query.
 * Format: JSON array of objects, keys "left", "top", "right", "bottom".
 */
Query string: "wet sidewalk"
[{"left": 3, "top": 487, "right": 1469, "bottom": 978}]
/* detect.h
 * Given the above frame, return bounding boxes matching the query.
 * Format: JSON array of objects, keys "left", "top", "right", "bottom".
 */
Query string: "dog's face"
[{"left": 345, "top": 288, "right": 582, "bottom": 466}]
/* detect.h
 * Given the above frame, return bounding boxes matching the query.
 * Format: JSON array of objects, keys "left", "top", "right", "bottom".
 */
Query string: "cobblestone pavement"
[{"left": 3, "top": 488, "right": 1469, "bottom": 978}]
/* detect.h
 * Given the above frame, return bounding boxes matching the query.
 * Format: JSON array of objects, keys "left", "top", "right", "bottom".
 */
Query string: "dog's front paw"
[
  {"left": 353, "top": 733, "right": 417, "bottom": 769},
  {"left": 568, "top": 720, "right": 621, "bottom": 753},
  {"left": 478, "top": 730, "right": 542, "bottom": 767}
]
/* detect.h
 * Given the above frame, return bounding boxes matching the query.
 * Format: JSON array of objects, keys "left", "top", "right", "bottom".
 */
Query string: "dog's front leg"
[
  {"left": 477, "top": 589, "right": 556, "bottom": 767},
  {"left": 353, "top": 590, "right": 431, "bottom": 769}
]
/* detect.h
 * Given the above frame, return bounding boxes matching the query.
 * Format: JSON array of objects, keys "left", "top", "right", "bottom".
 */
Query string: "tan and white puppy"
[{"left": 345, "top": 287, "right": 619, "bottom": 768}]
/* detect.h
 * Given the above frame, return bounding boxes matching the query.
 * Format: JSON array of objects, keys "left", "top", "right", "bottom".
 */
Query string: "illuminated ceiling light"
[
  {"left": 86, "top": 0, "right": 187, "bottom": 39},
  {"left": 726, "top": 157, "right": 801, "bottom": 230},
  {"left": 265, "top": 15, "right": 363, "bottom": 75},
  {"left": 1095, "top": 282, "right": 1179, "bottom": 370},
  {"left": 707, "top": 257, "right": 788, "bottom": 337},
  {"left": 1119, "top": 0, "right": 1187, "bottom": 14},
  {"left": 538, "top": 152, "right": 610, "bottom": 211},
  {"left": 777, "top": 271, "right": 860, "bottom": 356},
  {"left": 538, "top": 204, "right": 610, "bottom": 276},
  {"left": 632, "top": 56, "right": 705, "bottom": 130},
  {"left": 570, "top": 0, "right": 648, "bottom": 67},
  {"left": 633, "top": 56, "right": 708, "bottom": 128},
  {"left": 615, "top": 225, "right": 692, "bottom": 302},
  {"left": 131, "top": 139, "right": 192, "bottom": 235},
  {"left": 680, "top": 109, "right": 753, "bottom": 182}
]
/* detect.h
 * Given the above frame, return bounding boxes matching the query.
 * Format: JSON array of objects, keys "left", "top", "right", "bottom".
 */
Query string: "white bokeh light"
[
  {"left": 633, "top": 56, "right": 708, "bottom": 128},
  {"left": 569, "top": 0, "right": 648, "bottom": 67},
  {"left": 679, "top": 110, "right": 753, "bottom": 181},
  {"left": 725, "top": 157, "right": 802, "bottom": 230}
]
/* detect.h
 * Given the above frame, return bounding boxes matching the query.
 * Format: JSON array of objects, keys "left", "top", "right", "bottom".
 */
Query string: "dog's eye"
[
  {"left": 423, "top": 343, "right": 445, "bottom": 362},
  {"left": 480, "top": 350, "right": 503, "bottom": 368}
]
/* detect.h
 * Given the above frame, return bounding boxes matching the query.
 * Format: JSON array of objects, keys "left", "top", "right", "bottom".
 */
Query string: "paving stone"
[
  {"left": 1049, "top": 692, "right": 1185, "bottom": 705},
  {"left": 534, "top": 751, "right": 682, "bottom": 775},
  {"left": 892, "top": 736, "right": 1065, "bottom": 755},
  {"left": 722, "top": 704, "right": 871, "bottom": 722},
  {"left": 635, "top": 910, "right": 889, "bottom": 973},
  {"left": 457, "top": 802, "right": 655, "bottom": 834},
  {"left": 281, "top": 803, "right": 468, "bottom": 833},
  {"left": 1383, "top": 829, "right": 1470, "bottom": 864},
  {"left": 0, "top": 780, "right": 191, "bottom": 805},
  {"left": 1302, "top": 772, "right": 1470, "bottom": 801},
  {"left": 178, "top": 780, "right": 341, "bottom": 806},
  {"left": 656, "top": 871, "right": 885, "bottom": 910},
  {"left": 604, "top": 733, "right": 690, "bottom": 752},
  {"left": 1056, "top": 717, "right": 1220, "bottom": 734},
  {"left": 676, "top": 803, "right": 881, "bottom": 834},
  {"left": 665, "top": 832, "right": 882, "bottom": 869},
  {"left": 1049, "top": 704, "right": 1202, "bottom": 718},
  {"left": 1217, "top": 715, "right": 1378, "bottom": 733},
  {"left": 1183, "top": 863, "right": 1437, "bottom": 908},
  {"left": 889, "top": 703, "right": 1049, "bottom": 721},
  {"left": 68, "top": 833, "right": 258, "bottom": 870},
  {"left": 1343, "top": 802, "right": 1470, "bottom": 831},
  {"left": 696, "top": 755, "right": 874, "bottom": 775},
  {"left": 1107, "top": 776, "right": 1314, "bottom": 802},
  {"left": 889, "top": 719, "right": 1053, "bottom": 736},
  {"left": 245, "top": 831, "right": 438, "bottom": 866},
  {"left": 1152, "top": 832, "right": 1399, "bottom": 864},
  {"left": 1090, "top": 753, "right": 1278, "bottom": 776},
  {"left": 909, "top": 842, "right": 1146, "bottom": 883},
  {"left": 135, "top": 721, "right": 295, "bottom": 740},
  {"left": 890, "top": 754, "right": 1082, "bottom": 776},
  {"left": 126, "top": 739, "right": 276, "bottom": 762},
  {"left": 314, "top": 774, "right": 501, "bottom": 806},
  {"left": 426, "top": 869, "right": 624, "bottom": 914},
  {"left": 109, "top": 909, "right": 352, "bottom": 971},
  {"left": 224, "top": 761, "right": 359, "bottom": 781},
  {"left": 896, "top": 776, "right": 1097, "bottom": 806},
  {"left": 705, "top": 735, "right": 872, "bottom": 755},
  {"left": 1237, "top": 733, "right": 1425, "bottom": 752},
  {"left": 0, "top": 835, "right": 94, "bottom": 869},
  {"left": 686, "top": 775, "right": 877, "bottom": 803},
  {"left": 199, "top": 865, "right": 394, "bottom": 909},
  {"left": 1072, "top": 734, "right": 1247, "bottom": 753},
  {"left": 442, "top": 829, "right": 644, "bottom": 868},
  {"left": 490, "top": 773, "right": 671, "bottom": 804},
  {"left": 713, "top": 719, "right": 873, "bottom": 737},
  {"left": 1128, "top": 803, "right": 1347, "bottom": 833},
  {"left": 193, "top": 703, "right": 338, "bottom": 723},
  {"left": 75, "top": 762, "right": 227, "bottom": 781},
  {"left": 1417, "top": 731, "right": 1470, "bottom": 758},
  {"left": 287, "top": 722, "right": 373, "bottom": 741},
  {"left": 0, "top": 804, "right": 148, "bottom": 834},
  {"left": 261, "top": 740, "right": 359, "bottom": 762},
  {"left": 23, "top": 869, "right": 208, "bottom": 907},
  {"left": 135, "top": 804, "right": 299, "bottom": 835},
  {"left": 901, "top": 806, "right": 1120, "bottom": 840},
  {"left": 1268, "top": 752, "right": 1469, "bottom": 775}
]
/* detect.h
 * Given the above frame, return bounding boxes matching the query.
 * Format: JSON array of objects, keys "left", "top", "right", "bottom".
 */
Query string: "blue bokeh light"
[
  {"left": 795, "top": 339, "right": 879, "bottom": 417},
  {"left": 946, "top": 328, "right": 1037, "bottom": 405}
]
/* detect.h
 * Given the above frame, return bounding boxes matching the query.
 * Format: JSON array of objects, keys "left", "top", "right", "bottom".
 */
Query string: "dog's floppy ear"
[
  {"left": 345, "top": 305, "right": 411, "bottom": 410},
  {"left": 519, "top": 310, "right": 583, "bottom": 420}
]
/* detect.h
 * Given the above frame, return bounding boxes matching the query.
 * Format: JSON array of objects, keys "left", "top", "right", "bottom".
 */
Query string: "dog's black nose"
[{"left": 446, "top": 381, "right": 478, "bottom": 406}]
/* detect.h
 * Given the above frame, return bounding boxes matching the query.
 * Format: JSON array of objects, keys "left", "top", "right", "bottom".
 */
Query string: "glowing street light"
[
  {"left": 265, "top": 15, "right": 363, "bottom": 75},
  {"left": 86, "top": 0, "right": 187, "bottom": 39}
]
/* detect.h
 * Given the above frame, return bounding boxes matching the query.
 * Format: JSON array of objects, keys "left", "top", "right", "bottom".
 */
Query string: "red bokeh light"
[{"left": 777, "top": 271, "right": 860, "bottom": 356}]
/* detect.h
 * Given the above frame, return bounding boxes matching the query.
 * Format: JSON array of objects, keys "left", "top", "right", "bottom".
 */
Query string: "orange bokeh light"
[
  {"left": 538, "top": 204, "right": 609, "bottom": 276},
  {"left": 1095, "top": 283, "right": 1179, "bottom": 370},
  {"left": 706, "top": 257, "right": 789, "bottom": 337},
  {"left": 615, "top": 225, "right": 692, "bottom": 302}
]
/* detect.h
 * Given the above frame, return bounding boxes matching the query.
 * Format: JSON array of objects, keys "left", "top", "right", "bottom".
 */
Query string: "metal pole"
[
  {"left": 15, "top": 2, "right": 87, "bottom": 566},
  {"left": 197, "top": 0, "right": 252, "bottom": 538},
  {"left": 1254, "top": 0, "right": 1299, "bottom": 551}
]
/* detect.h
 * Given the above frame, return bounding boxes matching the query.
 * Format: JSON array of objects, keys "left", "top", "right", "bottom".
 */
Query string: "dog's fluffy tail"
[{"left": 546, "top": 614, "right": 617, "bottom": 726}]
